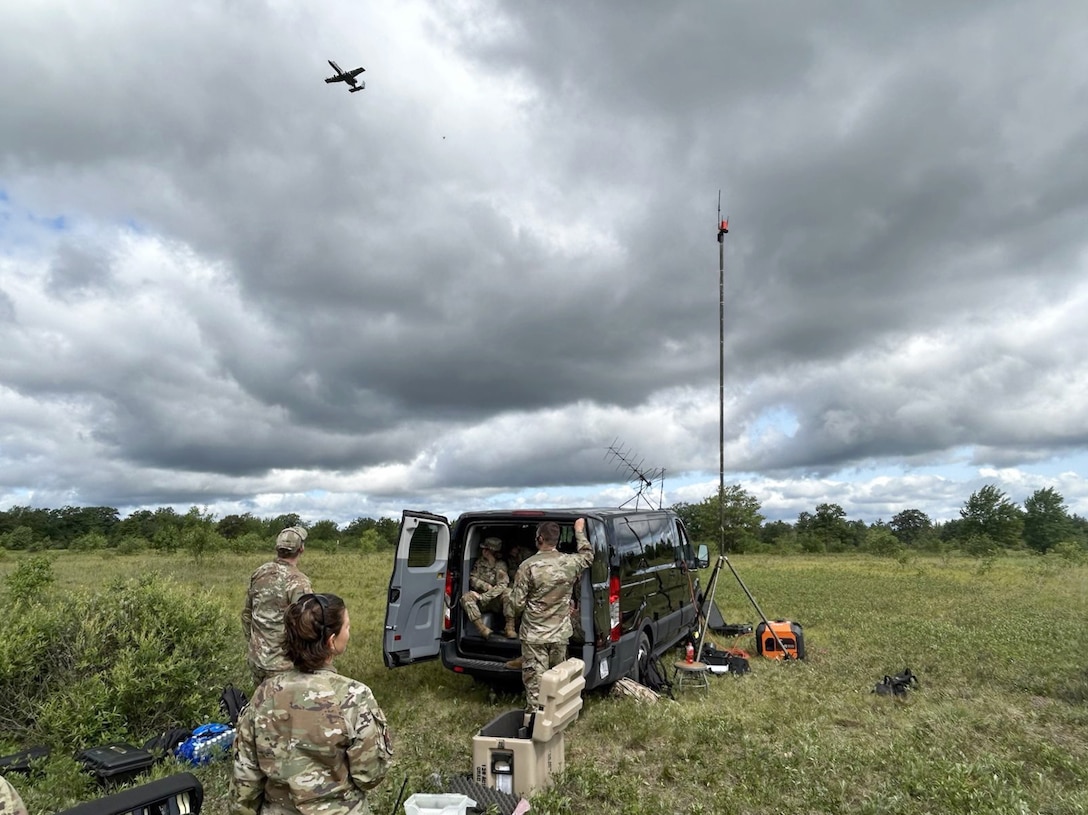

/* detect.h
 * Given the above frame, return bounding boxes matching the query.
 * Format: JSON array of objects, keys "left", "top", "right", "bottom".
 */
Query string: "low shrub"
[{"left": 0, "top": 572, "right": 238, "bottom": 750}]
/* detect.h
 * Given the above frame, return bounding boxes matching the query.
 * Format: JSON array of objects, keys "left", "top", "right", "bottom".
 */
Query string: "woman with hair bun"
[{"left": 231, "top": 593, "right": 393, "bottom": 815}]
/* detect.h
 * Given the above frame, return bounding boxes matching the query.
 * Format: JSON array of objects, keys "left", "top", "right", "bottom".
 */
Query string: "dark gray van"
[{"left": 383, "top": 507, "right": 708, "bottom": 689}]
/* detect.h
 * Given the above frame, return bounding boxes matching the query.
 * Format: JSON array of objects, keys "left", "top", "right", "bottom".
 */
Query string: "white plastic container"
[{"left": 402, "top": 793, "right": 477, "bottom": 815}]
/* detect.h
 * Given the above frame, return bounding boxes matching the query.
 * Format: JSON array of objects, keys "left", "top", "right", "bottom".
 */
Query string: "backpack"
[
  {"left": 143, "top": 728, "right": 193, "bottom": 762},
  {"left": 642, "top": 656, "right": 674, "bottom": 699},
  {"left": 220, "top": 683, "right": 249, "bottom": 726},
  {"left": 874, "top": 668, "right": 918, "bottom": 697}
]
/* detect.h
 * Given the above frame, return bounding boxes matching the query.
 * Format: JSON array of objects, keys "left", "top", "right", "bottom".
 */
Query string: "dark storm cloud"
[{"left": 1, "top": 1, "right": 1087, "bottom": 523}]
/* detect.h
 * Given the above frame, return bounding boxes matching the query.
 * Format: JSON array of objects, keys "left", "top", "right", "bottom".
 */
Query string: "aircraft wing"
[{"left": 347, "top": 67, "right": 365, "bottom": 78}]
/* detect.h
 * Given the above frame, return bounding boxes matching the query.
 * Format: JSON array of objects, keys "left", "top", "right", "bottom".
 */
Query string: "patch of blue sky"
[
  {"left": 0, "top": 192, "right": 72, "bottom": 251},
  {"left": 746, "top": 405, "right": 799, "bottom": 440},
  {"left": 42, "top": 214, "right": 68, "bottom": 231}
]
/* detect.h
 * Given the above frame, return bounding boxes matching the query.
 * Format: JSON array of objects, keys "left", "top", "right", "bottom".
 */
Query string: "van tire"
[{"left": 627, "top": 630, "right": 652, "bottom": 684}]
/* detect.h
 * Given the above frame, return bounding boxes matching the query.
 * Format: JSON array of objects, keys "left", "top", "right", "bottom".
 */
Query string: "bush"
[
  {"left": 4, "top": 555, "right": 56, "bottom": 602},
  {"left": 0, "top": 572, "right": 238, "bottom": 749}
]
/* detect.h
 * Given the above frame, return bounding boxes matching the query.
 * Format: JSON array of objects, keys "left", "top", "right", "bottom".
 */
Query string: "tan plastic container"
[{"left": 471, "top": 658, "right": 585, "bottom": 798}]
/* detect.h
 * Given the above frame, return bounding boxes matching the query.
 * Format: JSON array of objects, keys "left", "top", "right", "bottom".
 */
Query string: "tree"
[
  {"left": 218, "top": 513, "right": 264, "bottom": 540},
  {"left": 268, "top": 514, "right": 302, "bottom": 537},
  {"left": 672, "top": 485, "right": 764, "bottom": 552},
  {"left": 890, "top": 509, "right": 933, "bottom": 546},
  {"left": 797, "top": 503, "right": 851, "bottom": 551},
  {"left": 760, "top": 520, "right": 795, "bottom": 549},
  {"left": 1022, "top": 487, "right": 1075, "bottom": 553},
  {"left": 959, "top": 485, "right": 1023, "bottom": 550},
  {"left": 307, "top": 520, "right": 341, "bottom": 542}
]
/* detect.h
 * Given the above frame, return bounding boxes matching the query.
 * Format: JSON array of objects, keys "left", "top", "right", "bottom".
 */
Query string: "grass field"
[{"left": 6, "top": 548, "right": 1088, "bottom": 814}]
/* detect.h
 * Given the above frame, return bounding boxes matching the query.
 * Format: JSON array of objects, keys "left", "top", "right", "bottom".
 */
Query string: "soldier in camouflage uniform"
[
  {"left": 231, "top": 593, "right": 393, "bottom": 815},
  {"left": 241, "top": 526, "right": 313, "bottom": 686},
  {"left": 507, "top": 542, "right": 531, "bottom": 574},
  {"left": 0, "top": 775, "right": 28, "bottom": 815},
  {"left": 462, "top": 537, "right": 517, "bottom": 639},
  {"left": 510, "top": 518, "right": 593, "bottom": 710}
]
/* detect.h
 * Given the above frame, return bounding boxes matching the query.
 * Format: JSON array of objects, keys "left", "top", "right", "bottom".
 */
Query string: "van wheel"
[{"left": 627, "top": 631, "right": 652, "bottom": 684}]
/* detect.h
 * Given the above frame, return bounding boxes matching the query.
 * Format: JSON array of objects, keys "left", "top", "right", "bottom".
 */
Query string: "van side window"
[
  {"left": 614, "top": 517, "right": 648, "bottom": 574},
  {"left": 631, "top": 514, "right": 671, "bottom": 567},
  {"left": 406, "top": 521, "right": 440, "bottom": 568},
  {"left": 675, "top": 519, "right": 695, "bottom": 564}
]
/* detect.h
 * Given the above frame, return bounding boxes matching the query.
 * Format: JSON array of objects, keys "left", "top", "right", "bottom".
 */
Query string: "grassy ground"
[{"left": 6, "top": 549, "right": 1088, "bottom": 814}]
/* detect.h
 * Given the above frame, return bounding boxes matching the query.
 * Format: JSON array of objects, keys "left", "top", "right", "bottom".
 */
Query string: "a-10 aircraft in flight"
[{"left": 325, "top": 60, "right": 365, "bottom": 93}]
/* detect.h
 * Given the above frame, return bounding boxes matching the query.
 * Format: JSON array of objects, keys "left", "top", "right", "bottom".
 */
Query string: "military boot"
[
  {"left": 473, "top": 618, "right": 492, "bottom": 639},
  {"left": 503, "top": 618, "right": 518, "bottom": 639},
  {"left": 504, "top": 656, "right": 523, "bottom": 669}
]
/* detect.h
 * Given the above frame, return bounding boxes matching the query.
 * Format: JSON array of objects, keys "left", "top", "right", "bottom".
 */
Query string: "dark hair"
[
  {"left": 536, "top": 521, "right": 560, "bottom": 547},
  {"left": 284, "top": 593, "right": 346, "bottom": 672}
]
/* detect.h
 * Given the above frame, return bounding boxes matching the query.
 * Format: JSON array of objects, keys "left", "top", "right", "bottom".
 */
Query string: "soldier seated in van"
[
  {"left": 505, "top": 541, "right": 532, "bottom": 577},
  {"left": 462, "top": 537, "right": 518, "bottom": 640}
]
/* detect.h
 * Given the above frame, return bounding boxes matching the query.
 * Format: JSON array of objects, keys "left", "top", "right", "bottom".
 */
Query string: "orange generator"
[{"left": 755, "top": 620, "right": 805, "bottom": 660}]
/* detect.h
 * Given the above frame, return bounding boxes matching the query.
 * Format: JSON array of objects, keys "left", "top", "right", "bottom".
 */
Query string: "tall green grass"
[{"left": 4, "top": 550, "right": 1087, "bottom": 814}]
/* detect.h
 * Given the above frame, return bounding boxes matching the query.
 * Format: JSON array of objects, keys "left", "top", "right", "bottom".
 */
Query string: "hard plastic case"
[{"left": 77, "top": 742, "right": 155, "bottom": 785}]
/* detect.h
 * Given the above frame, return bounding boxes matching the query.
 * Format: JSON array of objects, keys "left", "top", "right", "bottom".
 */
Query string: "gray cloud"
[{"left": 2, "top": 1, "right": 1087, "bottom": 526}]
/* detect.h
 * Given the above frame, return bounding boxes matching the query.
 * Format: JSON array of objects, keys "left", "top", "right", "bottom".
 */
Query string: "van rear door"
[{"left": 382, "top": 511, "right": 450, "bottom": 668}]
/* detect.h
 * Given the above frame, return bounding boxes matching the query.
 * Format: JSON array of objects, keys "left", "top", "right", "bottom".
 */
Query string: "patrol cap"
[
  {"left": 276, "top": 526, "right": 308, "bottom": 554},
  {"left": 482, "top": 537, "right": 503, "bottom": 551}
]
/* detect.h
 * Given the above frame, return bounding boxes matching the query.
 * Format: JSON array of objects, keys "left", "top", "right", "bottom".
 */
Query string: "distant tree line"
[
  {"left": 673, "top": 484, "right": 1088, "bottom": 558},
  {"left": 3, "top": 483, "right": 1085, "bottom": 559},
  {"left": 0, "top": 505, "right": 399, "bottom": 555}
]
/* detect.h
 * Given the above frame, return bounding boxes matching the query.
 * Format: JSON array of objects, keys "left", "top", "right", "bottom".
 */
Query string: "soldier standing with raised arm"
[{"left": 509, "top": 518, "right": 593, "bottom": 710}]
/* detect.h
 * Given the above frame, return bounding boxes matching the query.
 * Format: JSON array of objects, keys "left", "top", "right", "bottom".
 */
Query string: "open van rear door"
[{"left": 383, "top": 511, "right": 450, "bottom": 668}]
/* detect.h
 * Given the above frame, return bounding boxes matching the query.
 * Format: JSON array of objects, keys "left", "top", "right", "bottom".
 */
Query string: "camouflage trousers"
[
  {"left": 248, "top": 664, "right": 288, "bottom": 688},
  {"left": 462, "top": 589, "right": 514, "bottom": 623},
  {"left": 521, "top": 640, "right": 567, "bottom": 710}
]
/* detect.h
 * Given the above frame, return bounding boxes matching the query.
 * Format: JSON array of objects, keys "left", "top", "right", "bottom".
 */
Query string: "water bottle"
[{"left": 685, "top": 642, "right": 694, "bottom": 664}]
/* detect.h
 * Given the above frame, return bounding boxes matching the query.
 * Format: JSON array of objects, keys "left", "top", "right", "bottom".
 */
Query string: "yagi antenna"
[{"left": 605, "top": 439, "right": 666, "bottom": 510}]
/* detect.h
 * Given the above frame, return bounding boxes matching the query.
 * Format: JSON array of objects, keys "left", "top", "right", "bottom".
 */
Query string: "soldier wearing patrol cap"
[
  {"left": 241, "top": 525, "right": 313, "bottom": 686},
  {"left": 510, "top": 518, "right": 593, "bottom": 710},
  {"left": 462, "top": 537, "right": 517, "bottom": 640}
]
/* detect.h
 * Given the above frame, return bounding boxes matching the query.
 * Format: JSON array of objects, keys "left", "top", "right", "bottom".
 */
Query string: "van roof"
[{"left": 455, "top": 507, "right": 673, "bottom": 521}]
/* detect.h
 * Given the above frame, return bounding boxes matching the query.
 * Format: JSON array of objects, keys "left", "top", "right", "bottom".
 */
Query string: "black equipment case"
[
  {"left": 755, "top": 619, "right": 805, "bottom": 660},
  {"left": 78, "top": 743, "right": 155, "bottom": 786},
  {"left": 56, "top": 771, "right": 203, "bottom": 815},
  {"left": 0, "top": 745, "right": 50, "bottom": 775}
]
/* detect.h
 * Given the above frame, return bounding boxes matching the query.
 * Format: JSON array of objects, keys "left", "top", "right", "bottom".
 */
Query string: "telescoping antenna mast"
[
  {"left": 708, "top": 195, "right": 793, "bottom": 661},
  {"left": 606, "top": 440, "right": 665, "bottom": 510}
]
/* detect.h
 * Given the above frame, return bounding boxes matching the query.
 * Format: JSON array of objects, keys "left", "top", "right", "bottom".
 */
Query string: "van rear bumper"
[
  {"left": 441, "top": 639, "right": 521, "bottom": 681},
  {"left": 442, "top": 639, "right": 624, "bottom": 690}
]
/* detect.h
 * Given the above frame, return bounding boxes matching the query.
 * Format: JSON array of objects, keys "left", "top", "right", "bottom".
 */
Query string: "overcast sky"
[{"left": 2, "top": 1, "right": 1087, "bottom": 528}]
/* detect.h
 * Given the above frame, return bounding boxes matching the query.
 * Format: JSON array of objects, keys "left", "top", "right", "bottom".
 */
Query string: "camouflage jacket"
[
  {"left": 0, "top": 776, "right": 27, "bottom": 815},
  {"left": 469, "top": 557, "right": 511, "bottom": 604},
  {"left": 510, "top": 528, "right": 593, "bottom": 644},
  {"left": 230, "top": 668, "right": 393, "bottom": 815},
  {"left": 241, "top": 559, "right": 313, "bottom": 676}
]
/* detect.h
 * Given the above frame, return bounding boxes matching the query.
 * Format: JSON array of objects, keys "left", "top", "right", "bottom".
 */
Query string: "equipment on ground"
[
  {"left": 755, "top": 620, "right": 805, "bottom": 660},
  {"left": 0, "top": 746, "right": 50, "bottom": 775},
  {"left": 56, "top": 772, "right": 203, "bottom": 815},
  {"left": 874, "top": 668, "right": 918, "bottom": 696},
  {"left": 219, "top": 683, "right": 248, "bottom": 725},
  {"left": 77, "top": 743, "right": 155, "bottom": 786}
]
